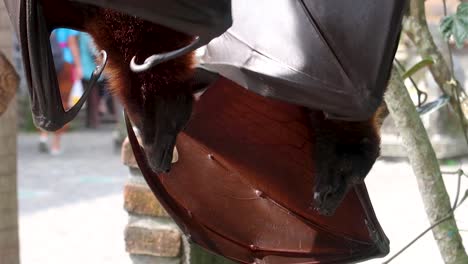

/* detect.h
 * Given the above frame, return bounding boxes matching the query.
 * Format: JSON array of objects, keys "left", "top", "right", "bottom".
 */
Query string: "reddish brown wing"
[{"left": 127, "top": 77, "right": 388, "bottom": 264}]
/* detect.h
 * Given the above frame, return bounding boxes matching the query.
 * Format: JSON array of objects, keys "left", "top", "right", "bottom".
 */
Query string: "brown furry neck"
[{"left": 84, "top": 9, "right": 196, "bottom": 118}]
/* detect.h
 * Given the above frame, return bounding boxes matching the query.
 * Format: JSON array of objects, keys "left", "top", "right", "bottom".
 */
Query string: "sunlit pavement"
[
  {"left": 364, "top": 159, "right": 468, "bottom": 264},
  {"left": 18, "top": 129, "right": 131, "bottom": 264},
  {"left": 17, "top": 130, "right": 468, "bottom": 264}
]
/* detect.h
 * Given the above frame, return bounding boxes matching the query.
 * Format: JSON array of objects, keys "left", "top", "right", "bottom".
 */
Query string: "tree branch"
[
  {"left": 384, "top": 68, "right": 468, "bottom": 264},
  {"left": 403, "top": 0, "right": 465, "bottom": 112}
]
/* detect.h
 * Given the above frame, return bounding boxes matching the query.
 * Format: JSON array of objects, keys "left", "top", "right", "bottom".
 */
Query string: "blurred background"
[{"left": 0, "top": 0, "right": 468, "bottom": 264}]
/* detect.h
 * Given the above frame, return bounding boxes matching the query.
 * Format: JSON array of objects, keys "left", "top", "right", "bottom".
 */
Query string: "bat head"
[
  {"left": 85, "top": 9, "right": 196, "bottom": 173},
  {"left": 133, "top": 90, "right": 193, "bottom": 173},
  {"left": 311, "top": 113, "right": 381, "bottom": 216}
]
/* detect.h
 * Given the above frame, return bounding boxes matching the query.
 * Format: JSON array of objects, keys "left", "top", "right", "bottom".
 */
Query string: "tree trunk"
[
  {"left": 385, "top": 68, "right": 468, "bottom": 264},
  {"left": 0, "top": 1, "right": 20, "bottom": 262},
  {"left": 0, "top": 94, "right": 19, "bottom": 264},
  {"left": 0, "top": 53, "right": 20, "bottom": 264}
]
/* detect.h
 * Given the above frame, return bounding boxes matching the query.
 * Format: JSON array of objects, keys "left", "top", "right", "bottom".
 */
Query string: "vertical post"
[
  {"left": 0, "top": 92, "right": 19, "bottom": 264},
  {"left": 122, "top": 138, "right": 185, "bottom": 264},
  {"left": 0, "top": 1, "right": 20, "bottom": 263}
]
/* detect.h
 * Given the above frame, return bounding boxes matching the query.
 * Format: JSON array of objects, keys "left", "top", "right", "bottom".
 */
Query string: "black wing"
[{"left": 201, "top": 0, "right": 406, "bottom": 121}]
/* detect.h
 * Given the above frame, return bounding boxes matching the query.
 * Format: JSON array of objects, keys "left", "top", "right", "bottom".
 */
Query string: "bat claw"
[
  {"left": 312, "top": 185, "right": 344, "bottom": 216},
  {"left": 130, "top": 36, "right": 200, "bottom": 73}
]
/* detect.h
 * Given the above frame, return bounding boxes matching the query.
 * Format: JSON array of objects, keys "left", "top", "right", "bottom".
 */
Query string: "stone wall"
[{"left": 0, "top": 1, "right": 20, "bottom": 264}]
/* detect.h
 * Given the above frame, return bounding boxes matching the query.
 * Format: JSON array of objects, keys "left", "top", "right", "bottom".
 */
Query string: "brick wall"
[{"left": 121, "top": 138, "right": 187, "bottom": 264}]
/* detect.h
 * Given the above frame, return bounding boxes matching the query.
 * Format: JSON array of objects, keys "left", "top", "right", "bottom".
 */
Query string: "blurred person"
[
  {"left": 78, "top": 32, "right": 116, "bottom": 128},
  {"left": 39, "top": 28, "right": 82, "bottom": 155},
  {"left": 79, "top": 32, "right": 102, "bottom": 128}
]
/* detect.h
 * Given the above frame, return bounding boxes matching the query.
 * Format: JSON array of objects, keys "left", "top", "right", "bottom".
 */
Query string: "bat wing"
[
  {"left": 127, "top": 77, "right": 389, "bottom": 264},
  {"left": 4, "top": 0, "right": 106, "bottom": 131},
  {"left": 201, "top": 0, "right": 406, "bottom": 121},
  {"left": 75, "top": 0, "right": 232, "bottom": 48}
]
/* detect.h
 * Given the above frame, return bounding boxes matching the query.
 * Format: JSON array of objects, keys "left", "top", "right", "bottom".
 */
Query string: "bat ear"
[{"left": 191, "top": 67, "right": 220, "bottom": 94}]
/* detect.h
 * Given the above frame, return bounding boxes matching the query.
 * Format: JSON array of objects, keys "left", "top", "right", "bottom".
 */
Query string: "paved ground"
[
  {"left": 18, "top": 128, "right": 131, "bottom": 264},
  {"left": 17, "top": 129, "right": 468, "bottom": 264},
  {"left": 364, "top": 159, "right": 468, "bottom": 264}
]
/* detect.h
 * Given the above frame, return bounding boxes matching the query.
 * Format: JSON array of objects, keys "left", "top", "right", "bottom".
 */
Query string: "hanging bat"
[
  {"left": 83, "top": 2, "right": 402, "bottom": 216},
  {"left": 4, "top": 0, "right": 406, "bottom": 262},
  {"left": 5, "top": 0, "right": 403, "bottom": 215},
  {"left": 83, "top": 7, "right": 387, "bottom": 217}
]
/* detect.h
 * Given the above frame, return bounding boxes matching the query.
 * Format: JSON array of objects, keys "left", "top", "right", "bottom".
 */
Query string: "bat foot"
[
  {"left": 312, "top": 173, "right": 365, "bottom": 216},
  {"left": 312, "top": 179, "right": 349, "bottom": 216}
]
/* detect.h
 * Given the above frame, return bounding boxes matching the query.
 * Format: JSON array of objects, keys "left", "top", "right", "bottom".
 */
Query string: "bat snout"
[
  {"left": 143, "top": 139, "right": 177, "bottom": 173},
  {"left": 140, "top": 124, "right": 182, "bottom": 174}
]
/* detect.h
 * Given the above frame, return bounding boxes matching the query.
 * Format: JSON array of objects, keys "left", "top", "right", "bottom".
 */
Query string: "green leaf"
[
  {"left": 441, "top": 16, "right": 454, "bottom": 38},
  {"left": 402, "top": 58, "right": 434, "bottom": 79},
  {"left": 440, "top": 3, "right": 468, "bottom": 48},
  {"left": 442, "top": 159, "right": 458, "bottom": 166},
  {"left": 459, "top": 3, "right": 468, "bottom": 16}
]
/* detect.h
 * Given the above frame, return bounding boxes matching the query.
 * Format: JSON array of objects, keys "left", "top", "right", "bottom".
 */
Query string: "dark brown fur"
[
  {"left": 311, "top": 105, "right": 386, "bottom": 215},
  {"left": 85, "top": 9, "right": 197, "bottom": 172},
  {"left": 85, "top": 9, "right": 195, "bottom": 118}
]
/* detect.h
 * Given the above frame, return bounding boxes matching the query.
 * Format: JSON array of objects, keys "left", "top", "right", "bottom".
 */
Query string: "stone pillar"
[
  {"left": 121, "top": 138, "right": 234, "bottom": 264},
  {"left": 0, "top": 92, "right": 19, "bottom": 264},
  {"left": 0, "top": 1, "right": 20, "bottom": 263},
  {"left": 122, "top": 138, "right": 186, "bottom": 264}
]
